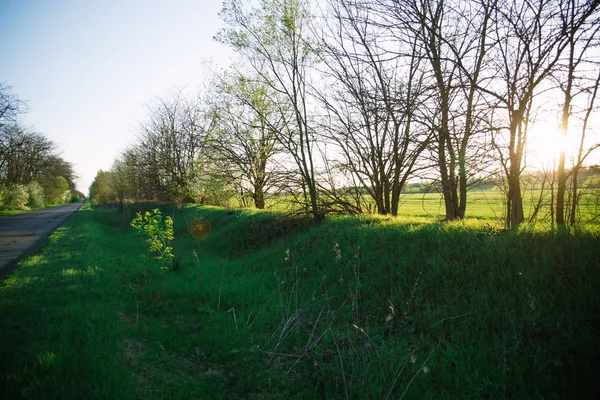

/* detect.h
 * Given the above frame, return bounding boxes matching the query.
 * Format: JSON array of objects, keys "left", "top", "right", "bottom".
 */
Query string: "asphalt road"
[{"left": 0, "top": 202, "right": 83, "bottom": 279}]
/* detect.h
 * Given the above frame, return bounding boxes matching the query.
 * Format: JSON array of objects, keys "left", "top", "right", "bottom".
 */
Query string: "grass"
[
  {"left": 0, "top": 209, "right": 29, "bottom": 216},
  {"left": 1, "top": 202, "right": 600, "bottom": 399},
  {"left": 0, "top": 202, "right": 81, "bottom": 217},
  {"left": 266, "top": 187, "right": 600, "bottom": 225}
]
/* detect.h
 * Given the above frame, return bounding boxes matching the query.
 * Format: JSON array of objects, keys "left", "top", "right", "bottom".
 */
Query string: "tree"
[
  {"left": 0, "top": 83, "right": 24, "bottom": 129},
  {"left": 367, "top": 0, "right": 496, "bottom": 219},
  {"left": 45, "top": 176, "right": 70, "bottom": 205},
  {"left": 209, "top": 72, "right": 284, "bottom": 209},
  {"left": 27, "top": 181, "right": 45, "bottom": 209},
  {"left": 135, "top": 93, "right": 212, "bottom": 202},
  {"left": 0, "top": 84, "right": 26, "bottom": 170},
  {"left": 568, "top": 67, "right": 600, "bottom": 224},
  {"left": 318, "top": 0, "right": 430, "bottom": 215},
  {"left": 218, "top": 0, "right": 324, "bottom": 220},
  {"left": 89, "top": 170, "right": 117, "bottom": 205},
  {"left": 111, "top": 156, "right": 134, "bottom": 213},
  {"left": 0, "top": 84, "right": 76, "bottom": 207},
  {"left": 553, "top": 0, "right": 600, "bottom": 226},
  {"left": 0, "top": 184, "right": 29, "bottom": 210},
  {"left": 484, "top": 0, "right": 598, "bottom": 228}
]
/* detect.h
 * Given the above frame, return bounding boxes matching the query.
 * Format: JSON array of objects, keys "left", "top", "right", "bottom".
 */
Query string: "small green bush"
[
  {"left": 69, "top": 190, "right": 82, "bottom": 203},
  {"left": 27, "top": 181, "right": 45, "bottom": 209},
  {"left": 130, "top": 208, "right": 174, "bottom": 270}
]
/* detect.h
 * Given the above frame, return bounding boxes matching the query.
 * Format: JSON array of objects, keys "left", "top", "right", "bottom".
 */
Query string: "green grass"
[
  {"left": 1, "top": 203, "right": 600, "bottom": 399},
  {"left": 0, "top": 209, "right": 29, "bottom": 216},
  {"left": 0, "top": 202, "right": 79, "bottom": 217}
]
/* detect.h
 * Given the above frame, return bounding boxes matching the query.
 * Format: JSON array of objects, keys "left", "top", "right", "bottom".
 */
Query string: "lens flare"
[{"left": 189, "top": 217, "right": 212, "bottom": 240}]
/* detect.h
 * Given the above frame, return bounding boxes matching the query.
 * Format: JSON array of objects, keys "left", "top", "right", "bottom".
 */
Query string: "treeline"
[
  {"left": 0, "top": 84, "right": 81, "bottom": 211},
  {"left": 91, "top": 0, "right": 600, "bottom": 228}
]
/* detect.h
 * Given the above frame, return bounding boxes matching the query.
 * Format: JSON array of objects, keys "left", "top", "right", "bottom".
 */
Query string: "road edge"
[{"left": 0, "top": 202, "right": 85, "bottom": 281}]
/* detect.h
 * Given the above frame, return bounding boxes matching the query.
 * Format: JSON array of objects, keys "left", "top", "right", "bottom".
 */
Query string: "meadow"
[{"left": 1, "top": 192, "right": 599, "bottom": 399}]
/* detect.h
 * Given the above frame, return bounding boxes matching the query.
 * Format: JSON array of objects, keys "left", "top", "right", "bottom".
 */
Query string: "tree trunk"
[
  {"left": 438, "top": 99, "right": 457, "bottom": 220},
  {"left": 308, "top": 181, "right": 322, "bottom": 221},
  {"left": 555, "top": 151, "right": 567, "bottom": 226},
  {"left": 569, "top": 166, "right": 579, "bottom": 225},
  {"left": 391, "top": 183, "right": 401, "bottom": 217},
  {"left": 556, "top": 33, "right": 575, "bottom": 227},
  {"left": 458, "top": 153, "right": 467, "bottom": 219},
  {"left": 253, "top": 189, "right": 265, "bottom": 209},
  {"left": 507, "top": 164, "right": 524, "bottom": 228},
  {"left": 438, "top": 134, "right": 456, "bottom": 221}
]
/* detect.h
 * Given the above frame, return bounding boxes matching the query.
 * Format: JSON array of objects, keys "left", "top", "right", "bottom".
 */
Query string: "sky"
[{"left": 0, "top": 0, "right": 233, "bottom": 193}]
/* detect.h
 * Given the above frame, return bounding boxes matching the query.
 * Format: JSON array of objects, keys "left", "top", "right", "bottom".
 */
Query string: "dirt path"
[{"left": 0, "top": 202, "right": 83, "bottom": 279}]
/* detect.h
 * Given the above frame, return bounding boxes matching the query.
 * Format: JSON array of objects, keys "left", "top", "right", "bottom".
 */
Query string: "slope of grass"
[{"left": 1, "top": 203, "right": 599, "bottom": 399}]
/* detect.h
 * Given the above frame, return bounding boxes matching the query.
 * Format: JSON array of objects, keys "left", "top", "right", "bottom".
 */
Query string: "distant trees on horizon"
[{"left": 0, "top": 83, "right": 81, "bottom": 211}]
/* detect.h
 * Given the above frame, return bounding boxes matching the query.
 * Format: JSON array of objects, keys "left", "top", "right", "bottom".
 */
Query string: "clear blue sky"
[{"left": 0, "top": 0, "right": 232, "bottom": 193}]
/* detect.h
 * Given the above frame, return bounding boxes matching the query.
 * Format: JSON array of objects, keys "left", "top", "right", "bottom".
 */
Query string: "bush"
[
  {"left": 69, "top": 190, "right": 83, "bottom": 203},
  {"left": 27, "top": 181, "right": 45, "bottom": 209},
  {"left": 1, "top": 184, "right": 30, "bottom": 210},
  {"left": 130, "top": 208, "right": 174, "bottom": 270}
]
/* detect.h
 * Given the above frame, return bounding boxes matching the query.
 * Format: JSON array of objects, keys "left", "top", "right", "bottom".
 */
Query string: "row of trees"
[
  {"left": 92, "top": 0, "right": 600, "bottom": 228},
  {"left": 0, "top": 84, "right": 80, "bottom": 210}
]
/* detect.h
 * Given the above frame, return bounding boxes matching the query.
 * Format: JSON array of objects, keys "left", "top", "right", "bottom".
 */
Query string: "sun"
[{"left": 526, "top": 121, "right": 577, "bottom": 170}]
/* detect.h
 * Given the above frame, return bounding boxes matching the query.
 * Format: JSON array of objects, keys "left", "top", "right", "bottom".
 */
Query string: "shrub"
[
  {"left": 130, "top": 208, "right": 174, "bottom": 270},
  {"left": 1, "top": 184, "right": 30, "bottom": 210},
  {"left": 27, "top": 181, "right": 45, "bottom": 209},
  {"left": 69, "top": 190, "right": 83, "bottom": 203}
]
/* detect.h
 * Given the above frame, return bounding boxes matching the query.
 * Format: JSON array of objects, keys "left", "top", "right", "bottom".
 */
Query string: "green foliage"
[
  {"left": 68, "top": 190, "right": 83, "bottom": 203},
  {"left": 130, "top": 208, "right": 174, "bottom": 270},
  {"left": 0, "top": 184, "right": 29, "bottom": 210},
  {"left": 45, "top": 175, "right": 70, "bottom": 205},
  {"left": 89, "top": 170, "right": 117, "bottom": 205},
  {"left": 26, "top": 181, "right": 45, "bottom": 209}
]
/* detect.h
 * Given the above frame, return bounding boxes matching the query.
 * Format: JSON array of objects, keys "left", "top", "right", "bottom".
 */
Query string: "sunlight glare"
[{"left": 526, "top": 121, "right": 575, "bottom": 170}]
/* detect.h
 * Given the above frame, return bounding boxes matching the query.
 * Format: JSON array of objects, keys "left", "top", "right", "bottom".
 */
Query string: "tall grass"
[{"left": 1, "top": 203, "right": 599, "bottom": 398}]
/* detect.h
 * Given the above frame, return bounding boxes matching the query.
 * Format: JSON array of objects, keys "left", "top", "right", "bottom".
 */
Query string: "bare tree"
[
  {"left": 136, "top": 93, "right": 212, "bottom": 202},
  {"left": 209, "top": 71, "right": 285, "bottom": 209},
  {"left": 554, "top": 0, "right": 600, "bottom": 226},
  {"left": 0, "top": 83, "right": 24, "bottom": 128},
  {"left": 218, "top": 0, "right": 324, "bottom": 220},
  {"left": 0, "top": 84, "right": 27, "bottom": 172},
  {"left": 366, "top": 0, "right": 496, "bottom": 219},
  {"left": 569, "top": 67, "right": 600, "bottom": 224},
  {"left": 480, "top": 0, "right": 594, "bottom": 228},
  {"left": 318, "top": 0, "right": 430, "bottom": 215}
]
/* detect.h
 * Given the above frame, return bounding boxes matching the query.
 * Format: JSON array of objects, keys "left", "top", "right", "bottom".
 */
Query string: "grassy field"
[
  {"left": 1, "top": 201, "right": 600, "bottom": 399},
  {"left": 348, "top": 188, "right": 600, "bottom": 223}
]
